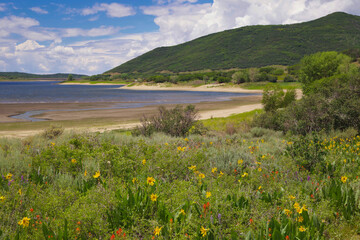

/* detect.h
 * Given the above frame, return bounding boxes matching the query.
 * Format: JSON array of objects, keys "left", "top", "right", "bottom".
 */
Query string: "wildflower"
[
  {"left": 180, "top": 209, "right": 185, "bottom": 215},
  {"left": 200, "top": 226, "right": 209, "bottom": 237},
  {"left": 289, "top": 195, "right": 296, "bottom": 200},
  {"left": 0, "top": 196, "right": 5, "bottom": 202},
  {"left": 18, "top": 189, "right": 22, "bottom": 195},
  {"left": 241, "top": 172, "right": 248, "bottom": 178},
  {"left": 301, "top": 205, "right": 308, "bottom": 212},
  {"left": 188, "top": 165, "right": 196, "bottom": 171},
  {"left": 258, "top": 186, "right": 262, "bottom": 190},
  {"left": 198, "top": 173, "right": 205, "bottom": 179},
  {"left": 211, "top": 167, "right": 217, "bottom": 173},
  {"left": 154, "top": 226, "right": 162, "bottom": 236},
  {"left": 147, "top": 177, "right": 156, "bottom": 186},
  {"left": 51, "top": 142, "right": 55, "bottom": 146},
  {"left": 132, "top": 178, "right": 138, "bottom": 184},
  {"left": 284, "top": 209, "right": 292, "bottom": 216},
  {"left": 249, "top": 218, "right": 253, "bottom": 224},
  {"left": 5, "top": 173, "right": 12, "bottom": 180},
  {"left": 18, "top": 217, "right": 31, "bottom": 228},
  {"left": 258, "top": 168, "right": 262, "bottom": 172},
  {"left": 209, "top": 142, "right": 213, "bottom": 145},
  {"left": 116, "top": 228, "right": 122, "bottom": 236},
  {"left": 71, "top": 159, "right": 77, "bottom": 164},
  {"left": 238, "top": 159, "right": 243, "bottom": 165},
  {"left": 93, "top": 171, "right": 100, "bottom": 179},
  {"left": 206, "top": 191, "right": 211, "bottom": 198},
  {"left": 298, "top": 216, "right": 304, "bottom": 222},
  {"left": 84, "top": 170, "right": 87, "bottom": 176},
  {"left": 151, "top": 194, "right": 158, "bottom": 202},
  {"left": 184, "top": 138, "right": 189, "bottom": 142},
  {"left": 110, "top": 234, "right": 115, "bottom": 240},
  {"left": 30, "top": 208, "right": 34, "bottom": 212},
  {"left": 299, "top": 226, "right": 306, "bottom": 232},
  {"left": 341, "top": 176, "right": 347, "bottom": 183},
  {"left": 177, "top": 146, "right": 183, "bottom": 151},
  {"left": 142, "top": 159, "right": 146, "bottom": 165},
  {"left": 293, "top": 202, "right": 300, "bottom": 210},
  {"left": 219, "top": 171, "right": 224, "bottom": 177}
]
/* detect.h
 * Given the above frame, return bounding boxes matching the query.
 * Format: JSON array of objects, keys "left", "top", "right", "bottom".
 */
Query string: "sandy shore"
[{"left": 0, "top": 83, "right": 264, "bottom": 138}]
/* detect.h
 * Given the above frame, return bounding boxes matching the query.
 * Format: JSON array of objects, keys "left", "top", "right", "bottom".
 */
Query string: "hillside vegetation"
[
  {"left": 107, "top": 12, "right": 360, "bottom": 74},
  {"left": 0, "top": 72, "right": 87, "bottom": 80}
]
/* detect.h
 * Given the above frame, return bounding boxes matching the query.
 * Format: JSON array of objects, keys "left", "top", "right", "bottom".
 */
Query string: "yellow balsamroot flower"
[
  {"left": 0, "top": 196, "right": 5, "bottom": 202},
  {"left": 150, "top": 194, "right": 157, "bottom": 202},
  {"left": 200, "top": 226, "right": 209, "bottom": 237},
  {"left": 18, "top": 217, "right": 31, "bottom": 228},
  {"left": 258, "top": 186, "right": 262, "bottom": 190},
  {"left": 341, "top": 176, "right": 347, "bottom": 183},
  {"left": 299, "top": 226, "right": 306, "bottom": 232},
  {"left": 198, "top": 173, "right": 205, "bottom": 179},
  {"left": 84, "top": 170, "right": 87, "bottom": 176},
  {"left": 238, "top": 159, "right": 243, "bottom": 165},
  {"left": 298, "top": 216, "right": 304, "bottom": 222},
  {"left": 147, "top": 177, "right": 156, "bottom": 186},
  {"left": 184, "top": 138, "right": 189, "bottom": 142},
  {"left": 188, "top": 165, "right": 196, "bottom": 171},
  {"left": 284, "top": 209, "right": 292, "bottom": 216},
  {"left": 211, "top": 167, "right": 217, "bottom": 173},
  {"left": 301, "top": 205, "right": 308, "bottom": 212},
  {"left": 93, "top": 171, "right": 100, "bottom": 179},
  {"left": 241, "top": 172, "right": 248, "bottom": 178},
  {"left": 177, "top": 146, "right": 183, "bottom": 151},
  {"left": 294, "top": 202, "right": 300, "bottom": 210},
  {"left": 18, "top": 189, "right": 22, "bottom": 195},
  {"left": 289, "top": 195, "right": 296, "bottom": 200},
  {"left": 154, "top": 226, "right": 162, "bottom": 236},
  {"left": 180, "top": 209, "right": 185, "bottom": 215},
  {"left": 219, "top": 171, "right": 224, "bottom": 177},
  {"left": 71, "top": 159, "right": 77, "bottom": 164},
  {"left": 5, "top": 173, "right": 12, "bottom": 180},
  {"left": 258, "top": 168, "right": 262, "bottom": 172},
  {"left": 206, "top": 191, "right": 211, "bottom": 198},
  {"left": 142, "top": 159, "right": 146, "bottom": 165},
  {"left": 132, "top": 178, "right": 138, "bottom": 184}
]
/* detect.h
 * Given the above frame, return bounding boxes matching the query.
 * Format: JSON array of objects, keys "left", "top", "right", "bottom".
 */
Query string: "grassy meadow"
[{"left": 1, "top": 113, "right": 359, "bottom": 239}]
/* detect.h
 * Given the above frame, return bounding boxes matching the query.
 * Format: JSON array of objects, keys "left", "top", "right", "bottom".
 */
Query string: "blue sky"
[{"left": 0, "top": 0, "right": 359, "bottom": 75}]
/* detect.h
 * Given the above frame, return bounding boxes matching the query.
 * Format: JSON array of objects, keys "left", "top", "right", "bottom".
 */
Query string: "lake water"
[{"left": 0, "top": 81, "right": 258, "bottom": 121}]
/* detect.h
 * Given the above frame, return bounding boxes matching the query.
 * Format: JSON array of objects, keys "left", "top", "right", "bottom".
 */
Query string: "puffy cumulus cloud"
[
  {"left": 30, "top": 7, "right": 48, "bottom": 14},
  {"left": 0, "top": 3, "right": 6, "bottom": 11},
  {"left": 61, "top": 26, "right": 121, "bottom": 38},
  {"left": 81, "top": 3, "right": 135, "bottom": 18},
  {"left": 15, "top": 40, "right": 45, "bottom": 51}
]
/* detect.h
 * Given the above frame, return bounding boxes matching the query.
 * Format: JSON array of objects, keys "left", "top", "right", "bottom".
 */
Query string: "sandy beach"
[{"left": 0, "top": 83, "right": 263, "bottom": 138}]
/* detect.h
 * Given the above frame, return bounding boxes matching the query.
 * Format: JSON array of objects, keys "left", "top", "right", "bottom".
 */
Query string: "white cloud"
[
  {"left": 16, "top": 40, "right": 45, "bottom": 51},
  {"left": 0, "top": 3, "right": 6, "bottom": 11},
  {"left": 82, "top": 3, "right": 135, "bottom": 18},
  {"left": 30, "top": 7, "right": 48, "bottom": 14}
]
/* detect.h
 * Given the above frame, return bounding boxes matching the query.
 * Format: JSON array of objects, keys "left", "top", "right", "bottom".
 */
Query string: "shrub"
[
  {"left": 232, "top": 71, "right": 250, "bottom": 84},
  {"left": 133, "top": 105, "right": 202, "bottom": 137},
  {"left": 42, "top": 125, "right": 64, "bottom": 139},
  {"left": 284, "top": 75, "right": 296, "bottom": 82},
  {"left": 261, "top": 85, "right": 296, "bottom": 112}
]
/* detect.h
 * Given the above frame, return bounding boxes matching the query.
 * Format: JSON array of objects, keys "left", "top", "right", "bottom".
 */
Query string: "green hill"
[
  {"left": 107, "top": 12, "right": 360, "bottom": 74},
  {"left": 0, "top": 72, "right": 87, "bottom": 79}
]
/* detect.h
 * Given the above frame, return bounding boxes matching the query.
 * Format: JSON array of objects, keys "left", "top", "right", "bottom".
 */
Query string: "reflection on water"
[{"left": 0, "top": 81, "right": 259, "bottom": 121}]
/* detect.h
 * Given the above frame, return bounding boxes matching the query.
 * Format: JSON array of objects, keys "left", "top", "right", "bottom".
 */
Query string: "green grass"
[{"left": 240, "top": 82, "right": 302, "bottom": 90}]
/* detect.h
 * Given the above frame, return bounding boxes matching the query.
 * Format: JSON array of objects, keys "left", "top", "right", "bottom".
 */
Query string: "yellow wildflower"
[
  {"left": 241, "top": 172, "right": 248, "bottom": 178},
  {"left": 219, "top": 171, "right": 224, "bottom": 177},
  {"left": 301, "top": 205, "right": 308, "bottom": 212},
  {"left": 154, "top": 226, "right": 162, "bottom": 236},
  {"left": 258, "top": 168, "right": 262, "bottom": 172},
  {"left": 18, "top": 189, "right": 22, "bottom": 195},
  {"left": 188, "top": 165, "right": 196, "bottom": 171},
  {"left": 238, "top": 159, "right": 243, "bottom": 165},
  {"left": 132, "top": 178, "right": 138, "bottom": 184},
  {"left": 71, "top": 159, "right": 77, "bottom": 164},
  {"left": 5, "top": 173, "right": 12, "bottom": 180},
  {"left": 93, "top": 171, "right": 100, "bottom": 179},
  {"left": 211, "top": 167, "right": 217, "bottom": 173},
  {"left": 180, "top": 209, "right": 185, "bottom": 215},
  {"left": 200, "top": 226, "right": 209, "bottom": 237},
  {"left": 198, "top": 173, "right": 205, "bottom": 179},
  {"left": 206, "top": 191, "right": 211, "bottom": 198},
  {"left": 209, "top": 142, "right": 213, "bottom": 145},
  {"left": 84, "top": 170, "right": 87, "bottom": 176},
  {"left": 184, "top": 138, "right": 189, "bottom": 142},
  {"left": 299, "top": 226, "right": 306, "bottom": 232},
  {"left": 341, "top": 176, "right": 347, "bottom": 183},
  {"left": 289, "top": 195, "right": 296, "bottom": 200},
  {"left": 293, "top": 202, "right": 300, "bottom": 210},
  {"left": 150, "top": 194, "right": 157, "bottom": 202},
  {"left": 284, "top": 209, "right": 292, "bottom": 216},
  {"left": 258, "top": 186, "right": 262, "bottom": 190},
  {"left": 147, "top": 177, "right": 156, "bottom": 186},
  {"left": 0, "top": 196, "right": 5, "bottom": 202},
  {"left": 298, "top": 216, "right": 304, "bottom": 222},
  {"left": 18, "top": 217, "right": 30, "bottom": 228},
  {"left": 142, "top": 159, "right": 146, "bottom": 165}
]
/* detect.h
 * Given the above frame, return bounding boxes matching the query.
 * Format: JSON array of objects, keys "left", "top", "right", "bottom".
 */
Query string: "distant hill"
[
  {"left": 107, "top": 12, "right": 360, "bottom": 74},
  {"left": 0, "top": 72, "right": 87, "bottom": 79}
]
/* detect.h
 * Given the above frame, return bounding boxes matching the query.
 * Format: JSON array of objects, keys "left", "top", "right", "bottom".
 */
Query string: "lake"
[{"left": 0, "top": 81, "right": 258, "bottom": 121}]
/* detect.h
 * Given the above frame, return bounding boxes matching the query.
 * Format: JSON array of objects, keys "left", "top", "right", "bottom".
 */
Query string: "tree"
[
  {"left": 299, "top": 51, "right": 351, "bottom": 94},
  {"left": 262, "top": 84, "right": 296, "bottom": 112},
  {"left": 67, "top": 74, "right": 74, "bottom": 81}
]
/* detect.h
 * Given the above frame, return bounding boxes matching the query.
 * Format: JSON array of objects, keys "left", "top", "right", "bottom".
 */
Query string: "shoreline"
[{"left": 61, "top": 82, "right": 263, "bottom": 93}]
